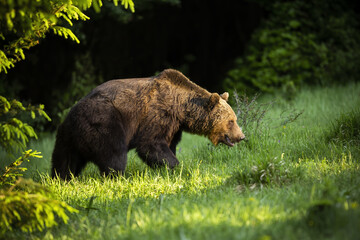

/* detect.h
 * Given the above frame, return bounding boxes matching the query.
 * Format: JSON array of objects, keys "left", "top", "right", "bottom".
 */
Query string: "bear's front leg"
[{"left": 137, "top": 142, "right": 179, "bottom": 169}]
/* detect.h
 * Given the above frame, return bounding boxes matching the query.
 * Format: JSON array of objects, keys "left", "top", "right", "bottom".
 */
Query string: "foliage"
[
  {"left": 327, "top": 108, "right": 360, "bottom": 146},
  {"left": 0, "top": 0, "right": 135, "bottom": 73},
  {"left": 0, "top": 96, "right": 51, "bottom": 155},
  {"left": 0, "top": 178, "right": 78, "bottom": 234},
  {"left": 0, "top": 149, "right": 42, "bottom": 187},
  {"left": 0, "top": 96, "right": 78, "bottom": 234},
  {"left": 224, "top": 0, "right": 360, "bottom": 94}
]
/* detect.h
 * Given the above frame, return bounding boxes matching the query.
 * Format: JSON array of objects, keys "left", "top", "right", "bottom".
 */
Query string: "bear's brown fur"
[{"left": 51, "top": 69, "right": 245, "bottom": 179}]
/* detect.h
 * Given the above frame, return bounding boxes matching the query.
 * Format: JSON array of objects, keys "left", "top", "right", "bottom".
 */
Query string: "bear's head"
[{"left": 207, "top": 92, "right": 245, "bottom": 147}]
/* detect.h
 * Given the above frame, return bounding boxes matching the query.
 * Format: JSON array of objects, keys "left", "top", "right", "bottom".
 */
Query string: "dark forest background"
[{"left": 1, "top": 0, "right": 360, "bottom": 129}]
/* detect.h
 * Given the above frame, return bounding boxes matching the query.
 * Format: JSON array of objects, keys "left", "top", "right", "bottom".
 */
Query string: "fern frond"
[
  {"left": 55, "top": 4, "right": 89, "bottom": 23},
  {"left": 0, "top": 97, "right": 51, "bottom": 154},
  {"left": 0, "top": 50, "right": 15, "bottom": 74},
  {"left": 52, "top": 26, "right": 80, "bottom": 43},
  {"left": 67, "top": 5, "right": 90, "bottom": 21},
  {"left": 56, "top": 12, "right": 74, "bottom": 26},
  {"left": 120, "top": 0, "right": 135, "bottom": 13},
  {"left": 0, "top": 96, "right": 11, "bottom": 114},
  {"left": 73, "top": 0, "right": 93, "bottom": 10}
]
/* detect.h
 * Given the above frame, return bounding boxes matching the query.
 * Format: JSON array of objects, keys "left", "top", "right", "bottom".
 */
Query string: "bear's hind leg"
[
  {"left": 91, "top": 123, "right": 128, "bottom": 177},
  {"left": 51, "top": 150, "right": 86, "bottom": 180},
  {"left": 96, "top": 150, "right": 127, "bottom": 177},
  {"left": 137, "top": 142, "right": 179, "bottom": 169}
]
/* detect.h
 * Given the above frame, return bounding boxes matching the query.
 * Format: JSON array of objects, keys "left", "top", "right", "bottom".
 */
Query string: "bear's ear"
[
  {"left": 220, "top": 92, "right": 229, "bottom": 102},
  {"left": 207, "top": 93, "right": 220, "bottom": 110}
]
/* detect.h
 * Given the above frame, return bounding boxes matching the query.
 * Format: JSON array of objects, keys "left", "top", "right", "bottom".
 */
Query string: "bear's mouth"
[{"left": 223, "top": 135, "right": 235, "bottom": 147}]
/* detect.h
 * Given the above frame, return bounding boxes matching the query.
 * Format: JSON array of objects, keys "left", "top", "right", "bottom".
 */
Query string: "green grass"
[{"left": 2, "top": 82, "right": 360, "bottom": 239}]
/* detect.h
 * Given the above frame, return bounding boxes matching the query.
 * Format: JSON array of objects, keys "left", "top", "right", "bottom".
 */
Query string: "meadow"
[{"left": 3, "top": 82, "right": 360, "bottom": 240}]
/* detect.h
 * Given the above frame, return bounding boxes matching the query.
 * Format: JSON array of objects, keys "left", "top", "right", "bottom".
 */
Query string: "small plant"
[
  {"left": 232, "top": 91, "right": 275, "bottom": 136},
  {"left": 230, "top": 154, "right": 298, "bottom": 190},
  {"left": 278, "top": 108, "right": 304, "bottom": 128},
  {"left": 0, "top": 178, "right": 78, "bottom": 234},
  {"left": 328, "top": 108, "right": 360, "bottom": 146},
  {"left": 232, "top": 91, "right": 304, "bottom": 137},
  {"left": 0, "top": 149, "right": 42, "bottom": 187}
]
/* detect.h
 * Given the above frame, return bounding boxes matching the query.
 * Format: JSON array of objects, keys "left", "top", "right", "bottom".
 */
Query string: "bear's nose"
[
  {"left": 233, "top": 135, "right": 245, "bottom": 143},
  {"left": 238, "top": 133, "right": 245, "bottom": 142}
]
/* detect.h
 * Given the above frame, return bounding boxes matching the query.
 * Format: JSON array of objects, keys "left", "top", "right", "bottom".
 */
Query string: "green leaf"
[
  {"left": 289, "top": 20, "right": 301, "bottom": 28},
  {"left": 121, "top": 0, "right": 135, "bottom": 13},
  {"left": 52, "top": 26, "right": 80, "bottom": 43}
]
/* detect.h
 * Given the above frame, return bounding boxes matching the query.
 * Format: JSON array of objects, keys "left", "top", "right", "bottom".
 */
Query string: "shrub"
[
  {"left": 224, "top": 0, "right": 360, "bottom": 95},
  {"left": 0, "top": 178, "right": 78, "bottom": 234}
]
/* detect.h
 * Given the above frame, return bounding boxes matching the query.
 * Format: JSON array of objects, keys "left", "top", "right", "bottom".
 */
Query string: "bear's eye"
[{"left": 228, "top": 120, "right": 234, "bottom": 128}]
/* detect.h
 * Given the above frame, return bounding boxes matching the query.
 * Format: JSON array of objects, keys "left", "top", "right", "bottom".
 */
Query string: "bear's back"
[{"left": 86, "top": 77, "right": 154, "bottom": 101}]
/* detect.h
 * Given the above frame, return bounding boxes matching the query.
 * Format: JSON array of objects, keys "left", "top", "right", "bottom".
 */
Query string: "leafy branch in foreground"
[
  {"left": 0, "top": 96, "right": 51, "bottom": 155},
  {"left": 0, "top": 0, "right": 135, "bottom": 73},
  {"left": 0, "top": 178, "right": 78, "bottom": 234},
  {"left": 0, "top": 150, "right": 42, "bottom": 187},
  {"left": 0, "top": 96, "right": 78, "bottom": 235}
]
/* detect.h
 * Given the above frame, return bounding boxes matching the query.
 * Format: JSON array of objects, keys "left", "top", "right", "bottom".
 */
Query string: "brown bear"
[{"left": 51, "top": 69, "right": 245, "bottom": 179}]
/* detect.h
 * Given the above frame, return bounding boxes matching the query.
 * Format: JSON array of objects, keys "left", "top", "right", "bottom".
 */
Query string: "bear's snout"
[
  {"left": 230, "top": 125, "right": 246, "bottom": 145},
  {"left": 235, "top": 133, "right": 246, "bottom": 142},
  {"left": 238, "top": 133, "right": 246, "bottom": 142},
  {"left": 222, "top": 128, "right": 245, "bottom": 147},
  {"left": 232, "top": 131, "right": 246, "bottom": 144},
  {"left": 222, "top": 133, "right": 244, "bottom": 147}
]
